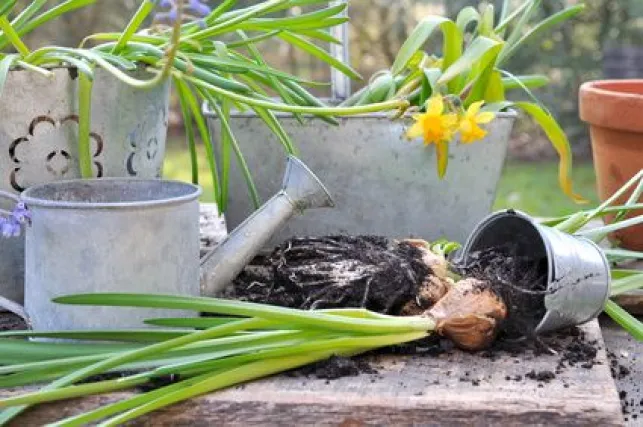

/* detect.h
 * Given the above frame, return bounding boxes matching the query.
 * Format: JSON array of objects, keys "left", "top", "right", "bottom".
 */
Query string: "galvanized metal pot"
[
  {"left": 204, "top": 109, "right": 515, "bottom": 245},
  {"left": 0, "top": 67, "right": 171, "bottom": 305},
  {"left": 458, "top": 210, "right": 611, "bottom": 334},
  {"left": 0, "top": 156, "right": 332, "bottom": 331},
  {"left": 21, "top": 179, "right": 201, "bottom": 331}
]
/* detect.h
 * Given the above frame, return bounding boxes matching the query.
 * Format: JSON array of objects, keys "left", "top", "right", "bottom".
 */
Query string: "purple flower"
[
  {"left": 1, "top": 217, "right": 21, "bottom": 238},
  {"left": 187, "top": 0, "right": 212, "bottom": 17},
  {"left": 0, "top": 201, "right": 31, "bottom": 238},
  {"left": 11, "top": 202, "right": 31, "bottom": 224},
  {"left": 154, "top": 0, "right": 211, "bottom": 24}
]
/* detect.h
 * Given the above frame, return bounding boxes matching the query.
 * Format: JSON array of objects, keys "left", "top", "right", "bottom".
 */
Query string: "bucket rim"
[
  {"left": 460, "top": 209, "right": 554, "bottom": 284},
  {"left": 21, "top": 178, "right": 202, "bottom": 210}
]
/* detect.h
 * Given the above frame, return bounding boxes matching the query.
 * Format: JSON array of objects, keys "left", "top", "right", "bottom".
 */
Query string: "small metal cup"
[{"left": 459, "top": 210, "right": 610, "bottom": 334}]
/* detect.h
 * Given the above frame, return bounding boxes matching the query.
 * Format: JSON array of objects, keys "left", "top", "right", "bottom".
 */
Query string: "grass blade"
[
  {"left": 278, "top": 31, "right": 362, "bottom": 80},
  {"left": 610, "top": 274, "right": 643, "bottom": 297},
  {"left": 499, "top": 4, "right": 584, "bottom": 65},
  {"left": 175, "top": 77, "right": 199, "bottom": 184},
  {"left": 53, "top": 293, "right": 434, "bottom": 334},
  {"left": 200, "top": 89, "right": 262, "bottom": 210},
  {"left": 437, "top": 36, "right": 502, "bottom": 87},
  {"left": 0, "top": 54, "right": 17, "bottom": 99},
  {"left": 604, "top": 300, "right": 643, "bottom": 341},
  {"left": 174, "top": 79, "right": 221, "bottom": 204},
  {"left": 77, "top": 71, "right": 94, "bottom": 178}
]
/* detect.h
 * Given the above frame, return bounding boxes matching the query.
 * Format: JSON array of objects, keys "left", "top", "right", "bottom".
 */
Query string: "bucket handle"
[{"left": 0, "top": 189, "right": 28, "bottom": 321}]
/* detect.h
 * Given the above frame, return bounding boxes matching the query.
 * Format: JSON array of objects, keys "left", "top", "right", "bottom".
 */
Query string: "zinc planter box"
[{"left": 205, "top": 108, "right": 515, "bottom": 245}]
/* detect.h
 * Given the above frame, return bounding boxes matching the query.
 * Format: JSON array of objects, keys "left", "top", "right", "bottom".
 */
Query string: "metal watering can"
[{"left": 0, "top": 156, "right": 334, "bottom": 331}]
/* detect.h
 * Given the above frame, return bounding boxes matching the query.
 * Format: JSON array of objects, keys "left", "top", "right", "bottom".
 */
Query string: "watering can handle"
[
  {"left": 330, "top": 0, "right": 351, "bottom": 101},
  {"left": 0, "top": 189, "right": 28, "bottom": 321}
]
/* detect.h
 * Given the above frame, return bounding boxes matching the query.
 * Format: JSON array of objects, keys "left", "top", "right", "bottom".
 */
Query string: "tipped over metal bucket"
[{"left": 459, "top": 210, "right": 610, "bottom": 334}]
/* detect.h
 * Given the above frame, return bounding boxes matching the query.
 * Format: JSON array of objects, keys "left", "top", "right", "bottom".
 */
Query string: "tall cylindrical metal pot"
[
  {"left": 21, "top": 179, "right": 200, "bottom": 331},
  {"left": 0, "top": 67, "right": 171, "bottom": 304}
]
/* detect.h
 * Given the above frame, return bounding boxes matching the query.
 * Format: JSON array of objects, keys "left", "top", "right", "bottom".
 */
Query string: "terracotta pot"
[{"left": 579, "top": 80, "right": 643, "bottom": 250}]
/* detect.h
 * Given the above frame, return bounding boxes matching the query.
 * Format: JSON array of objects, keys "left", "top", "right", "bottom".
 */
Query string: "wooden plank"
[
  {"left": 600, "top": 317, "right": 643, "bottom": 426},
  {"left": 0, "top": 319, "right": 624, "bottom": 426}
]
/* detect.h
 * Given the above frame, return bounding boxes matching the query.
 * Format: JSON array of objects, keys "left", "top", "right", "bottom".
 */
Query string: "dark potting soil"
[
  {"left": 0, "top": 313, "right": 26, "bottom": 331},
  {"left": 224, "top": 235, "right": 434, "bottom": 314}
]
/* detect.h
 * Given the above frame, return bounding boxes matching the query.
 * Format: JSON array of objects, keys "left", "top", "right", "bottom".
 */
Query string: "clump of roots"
[{"left": 227, "top": 235, "right": 452, "bottom": 315}]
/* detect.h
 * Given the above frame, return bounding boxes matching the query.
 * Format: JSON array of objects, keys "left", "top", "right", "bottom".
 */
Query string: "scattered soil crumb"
[
  {"left": 288, "top": 356, "right": 377, "bottom": 380},
  {"left": 525, "top": 370, "right": 556, "bottom": 383}
]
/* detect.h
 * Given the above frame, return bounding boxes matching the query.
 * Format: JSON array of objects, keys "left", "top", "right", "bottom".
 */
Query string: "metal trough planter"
[
  {"left": 0, "top": 67, "right": 171, "bottom": 304},
  {"left": 205, "top": 110, "right": 515, "bottom": 245}
]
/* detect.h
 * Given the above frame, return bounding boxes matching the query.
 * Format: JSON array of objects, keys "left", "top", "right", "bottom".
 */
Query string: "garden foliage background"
[{"left": 15, "top": 0, "right": 643, "bottom": 214}]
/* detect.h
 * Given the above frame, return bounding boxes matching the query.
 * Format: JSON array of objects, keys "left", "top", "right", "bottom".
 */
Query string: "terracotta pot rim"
[{"left": 580, "top": 79, "right": 643, "bottom": 133}]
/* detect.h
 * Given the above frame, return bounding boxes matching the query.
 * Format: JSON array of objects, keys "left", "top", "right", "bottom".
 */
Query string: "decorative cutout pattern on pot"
[
  {"left": 125, "top": 105, "right": 168, "bottom": 178},
  {"left": 8, "top": 115, "right": 104, "bottom": 192}
]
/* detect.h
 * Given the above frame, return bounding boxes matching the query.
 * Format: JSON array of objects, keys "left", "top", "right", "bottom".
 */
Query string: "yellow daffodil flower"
[
  {"left": 459, "top": 101, "right": 495, "bottom": 143},
  {"left": 406, "top": 96, "right": 458, "bottom": 145}
]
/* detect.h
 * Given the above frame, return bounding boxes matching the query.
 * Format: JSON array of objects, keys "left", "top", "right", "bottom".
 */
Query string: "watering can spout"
[{"left": 199, "top": 155, "right": 334, "bottom": 296}]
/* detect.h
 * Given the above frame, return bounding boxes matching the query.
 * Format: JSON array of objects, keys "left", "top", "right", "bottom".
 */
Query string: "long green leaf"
[
  {"left": 499, "top": 4, "right": 584, "bottom": 65},
  {"left": 500, "top": 0, "right": 540, "bottom": 48},
  {"left": 513, "top": 101, "right": 582, "bottom": 202},
  {"left": 604, "top": 300, "right": 643, "bottom": 341},
  {"left": 391, "top": 16, "right": 463, "bottom": 89},
  {"left": 175, "top": 79, "right": 199, "bottom": 184},
  {"left": 604, "top": 248, "right": 643, "bottom": 262},
  {"left": 9, "top": 0, "right": 45, "bottom": 29},
  {"left": 0, "top": 0, "right": 17, "bottom": 18},
  {"left": 438, "top": 36, "right": 502, "bottom": 88},
  {"left": 278, "top": 31, "right": 362, "bottom": 80},
  {"left": 53, "top": 293, "right": 433, "bottom": 333},
  {"left": 0, "top": 15, "right": 29, "bottom": 56},
  {"left": 501, "top": 74, "right": 549, "bottom": 90},
  {"left": 77, "top": 71, "right": 94, "bottom": 178},
  {"left": 0, "top": 54, "right": 17, "bottom": 99},
  {"left": 111, "top": 0, "right": 155, "bottom": 54},
  {"left": 201, "top": 90, "right": 261, "bottom": 210},
  {"left": 610, "top": 274, "right": 643, "bottom": 297},
  {"left": 174, "top": 80, "right": 221, "bottom": 204}
]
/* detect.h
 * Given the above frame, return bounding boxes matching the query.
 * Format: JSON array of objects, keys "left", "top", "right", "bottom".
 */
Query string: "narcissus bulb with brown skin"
[{"left": 424, "top": 278, "right": 508, "bottom": 350}]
